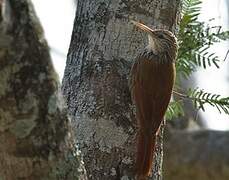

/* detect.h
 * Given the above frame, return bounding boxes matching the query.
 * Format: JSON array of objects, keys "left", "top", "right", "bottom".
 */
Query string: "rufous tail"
[{"left": 136, "top": 129, "right": 156, "bottom": 179}]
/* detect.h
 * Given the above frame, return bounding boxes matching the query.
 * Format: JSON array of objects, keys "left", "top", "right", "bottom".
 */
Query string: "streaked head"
[{"left": 132, "top": 21, "right": 178, "bottom": 60}]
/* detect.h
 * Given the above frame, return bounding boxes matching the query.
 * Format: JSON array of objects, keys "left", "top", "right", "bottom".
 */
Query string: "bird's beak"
[{"left": 131, "top": 20, "right": 155, "bottom": 35}]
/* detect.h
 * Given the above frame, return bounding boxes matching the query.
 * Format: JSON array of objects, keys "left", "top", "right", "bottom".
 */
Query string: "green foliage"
[
  {"left": 166, "top": 101, "right": 184, "bottom": 120},
  {"left": 167, "top": 0, "right": 229, "bottom": 120},
  {"left": 176, "top": 0, "right": 229, "bottom": 79},
  {"left": 188, "top": 88, "right": 229, "bottom": 114}
]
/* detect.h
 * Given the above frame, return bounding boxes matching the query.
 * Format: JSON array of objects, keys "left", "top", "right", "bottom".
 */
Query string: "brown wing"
[
  {"left": 130, "top": 53, "right": 175, "bottom": 133},
  {"left": 130, "top": 52, "right": 175, "bottom": 177}
]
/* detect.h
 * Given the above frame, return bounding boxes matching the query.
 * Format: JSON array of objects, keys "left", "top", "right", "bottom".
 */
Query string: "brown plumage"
[{"left": 129, "top": 21, "right": 178, "bottom": 179}]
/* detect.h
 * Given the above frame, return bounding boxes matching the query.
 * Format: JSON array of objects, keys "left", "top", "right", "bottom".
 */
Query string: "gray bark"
[
  {"left": 0, "top": 0, "right": 86, "bottom": 179},
  {"left": 164, "top": 129, "right": 229, "bottom": 180},
  {"left": 62, "top": 0, "right": 181, "bottom": 179}
]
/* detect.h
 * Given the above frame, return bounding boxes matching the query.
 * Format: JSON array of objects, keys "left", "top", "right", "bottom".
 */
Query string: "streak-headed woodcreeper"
[{"left": 129, "top": 21, "right": 178, "bottom": 179}]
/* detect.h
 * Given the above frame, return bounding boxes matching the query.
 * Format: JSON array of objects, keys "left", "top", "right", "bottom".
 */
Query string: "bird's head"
[{"left": 132, "top": 21, "right": 178, "bottom": 60}]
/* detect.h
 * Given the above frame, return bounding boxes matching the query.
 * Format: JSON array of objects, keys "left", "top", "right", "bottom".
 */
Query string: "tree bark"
[
  {"left": 0, "top": 0, "right": 86, "bottom": 179},
  {"left": 62, "top": 0, "right": 181, "bottom": 179},
  {"left": 164, "top": 129, "right": 229, "bottom": 180}
]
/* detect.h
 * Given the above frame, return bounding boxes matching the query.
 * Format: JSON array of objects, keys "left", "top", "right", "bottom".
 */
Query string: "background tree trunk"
[
  {"left": 0, "top": 0, "right": 86, "bottom": 179},
  {"left": 62, "top": 0, "right": 181, "bottom": 179},
  {"left": 164, "top": 129, "right": 229, "bottom": 180}
]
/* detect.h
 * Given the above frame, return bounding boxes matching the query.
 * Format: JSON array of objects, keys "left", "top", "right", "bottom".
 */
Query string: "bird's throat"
[{"left": 147, "top": 35, "right": 160, "bottom": 55}]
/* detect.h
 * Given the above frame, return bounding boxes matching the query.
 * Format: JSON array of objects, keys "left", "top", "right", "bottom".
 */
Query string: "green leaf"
[
  {"left": 166, "top": 101, "right": 184, "bottom": 120},
  {"left": 177, "top": 0, "right": 229, "bottom": 75},
  {"left": 187, "top": 88, "right": 229, "bottom": 115}
]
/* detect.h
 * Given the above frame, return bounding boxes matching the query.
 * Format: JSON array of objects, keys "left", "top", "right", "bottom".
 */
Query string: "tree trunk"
[
  {"left": 62, "top": 0, "right": 181, "bottom": 179},
  {"left": 0, "top": 0, "right": 86, "bottom": 179},
  {"left": 164, "top": 129, "right": 229, "bottom": 180}
]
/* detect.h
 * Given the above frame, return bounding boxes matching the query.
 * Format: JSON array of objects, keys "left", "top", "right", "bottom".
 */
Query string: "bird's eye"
[{"left": 158, "top": 34, "right": 164, "bottom": 39}]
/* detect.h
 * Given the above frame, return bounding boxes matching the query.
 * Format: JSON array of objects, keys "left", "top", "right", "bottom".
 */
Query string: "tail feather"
[{"left": 136, "top": 130, "right": 156, "bottom": 179}]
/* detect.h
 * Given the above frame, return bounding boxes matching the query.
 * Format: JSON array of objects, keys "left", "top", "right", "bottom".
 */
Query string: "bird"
[{"left": 129, "top": 21, "right": 178, "bottom": 179}]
